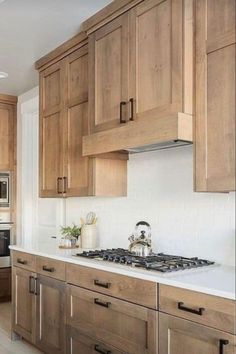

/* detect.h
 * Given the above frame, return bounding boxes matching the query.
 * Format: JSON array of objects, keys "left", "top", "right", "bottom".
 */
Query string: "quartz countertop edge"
[{"left": 9, "top": 245, "right": 236, "bottom": 301}]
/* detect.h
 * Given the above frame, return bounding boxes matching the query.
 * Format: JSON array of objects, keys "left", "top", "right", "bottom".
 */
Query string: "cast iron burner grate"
[{"left": 76, "top": 248, "right": 215, "bottom": 273}]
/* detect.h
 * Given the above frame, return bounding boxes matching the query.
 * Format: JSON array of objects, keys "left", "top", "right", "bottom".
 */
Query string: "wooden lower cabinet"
[
  {"left": 66, "top": 285, "right": 158, "bottom": 354},
  {"left": 12, "top": 267, "right": 36, "bottom": 343},
  {"left": 66, "top": 326, "right": 125, "bottom": 354},
  {"left": 159, "top": 313, "right": 236, "bottom": 354},
  {"left": 12, "top": 266, "right": 66, "bottom": 354},
  {"left": 35, "top": 275, "right": 66, "bottom": 354},
  {"left": 0, "top": 267, "right": 11, "bottom": 302}
]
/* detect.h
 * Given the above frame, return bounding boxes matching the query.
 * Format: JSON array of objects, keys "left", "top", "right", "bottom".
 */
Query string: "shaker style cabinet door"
[
  {"left": 63, "top": 45, "right": 90, "bottom": 197},
  {"left": 0, "top": 103, "right": 14, "bottom": 171},
  {"left": 39, "top": 62, "right": 65, "bottom": 197},
  {"left": 195, "top": 0, "right": 236, "bottom": 192},
  {"left": 35, "top": 275, "right": 66, "bottom": 354},
  {"left": 12, "top": 267, "right": 36, "bottom": 343},
  {"left": 159, "top": 313, "right": 236, "bottom": 354},
  {"left": 129, "top": 0, "right": 184, "bottom": 122},
  {"left": 88, "top": 13, "right": 129, "bottom": 133}
]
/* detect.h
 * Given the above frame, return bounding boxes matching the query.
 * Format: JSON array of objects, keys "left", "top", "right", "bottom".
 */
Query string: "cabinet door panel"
[
  {"left": 40, "top": 112, "right": 63, "bottom": 196},
  {"left": 129, "top": 0, "right": 183, "bottom": 121},
  {"left": 159, "top": 313, "right": 236, "bottom": 354},
  {"left": 39, "top": 63, "right": 64, "bottom": 197},
  {"left": 89, "top": 13, "right": 129, "bottom": 133},
  {"left": 12, "top": 267, "right": 36, "bottom": 343},
  {"left": 195, "top": 0, "right": 236, "bottom": 192},
  {"left": 0, "top": 103, "right": 14, "bottom": 170},
  {"left": 36, "top": 275, "right": 66, "bottom": 354},
  {"left": 64, "top": 46, "right": 90, "bottom": 196}
]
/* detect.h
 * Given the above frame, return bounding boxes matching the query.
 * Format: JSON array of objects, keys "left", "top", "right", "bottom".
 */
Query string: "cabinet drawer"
[
  {"left": 66, "top": 285, "right": 157, "bottom": 354},
  {"left": 66, "top": 263, "right": 157, "bottom": 309},
  {"left": 12, "top": 251, "right": 36, "bottom": 272},
  {"left": 67, "top": 326, "right": 125, "bottom": 354},
  {"left": 36, "top": 257, "right": 65, "bottom": 281},
  {"left": 159, "top": 285, "right": 236, "bottom": 334}
]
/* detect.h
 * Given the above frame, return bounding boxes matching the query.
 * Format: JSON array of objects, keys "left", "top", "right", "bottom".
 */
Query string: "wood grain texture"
[
  {"left": 0, "top": 267, "right": 11, "bottom": 302},
  {"left": 35, "top": 32, "right": 87, "bottom": 71},
  {"left": 159, "top": 284, "right": 236, "bottom": 335},
  {"left": 35, "top": 275, "right": 66, "bottom": 354},
  {"left": 82, "top": 0, "right": 143, "bottom": 34},
  {"left": 88, "top": 13, "right": 129, "bottom": 133},
  {"left": 66, "top": 285, "right": 158, "bottom": 354},
  {"left": 66, "top": 263, "right": 157, "bottom": 309},
  {"left": 159, "top": 312, "right": 236, "bottom": 354},
  {"left": 12, "top": 251, "right": 36, "bottom": 272},
  {"left": 129, "top": 0, "right": 184, "bottom": 121},
  {"left": 36, "top": 256, "right": 66, "bottom": 281},
  {"left": 12, "top": 267, "right": 36, "bottom": 344},
  {"left": 66, "top": 326, "right": 125, "bottom": 354},
  {"left": 83, "top": 112, "right": 193, "bottom": 155},
  {"left": 0, "top": 103, "right": 14, "bottom": 171},
  {"left": 195, "top": 0, "right": 236, "bottom": 192}
]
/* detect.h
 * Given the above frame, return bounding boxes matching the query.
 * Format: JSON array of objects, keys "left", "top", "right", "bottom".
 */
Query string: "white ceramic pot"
[{"left": 81, "top": 224, "right": 97, "bottom": 249}]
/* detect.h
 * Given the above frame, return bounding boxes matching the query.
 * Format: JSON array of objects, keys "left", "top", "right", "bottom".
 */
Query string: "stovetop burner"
[{"left": 76, "top": 248, "right": 215, "bottom": 273}]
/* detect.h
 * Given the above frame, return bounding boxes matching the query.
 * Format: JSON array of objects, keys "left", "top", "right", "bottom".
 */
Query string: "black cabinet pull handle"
[
  {"left": 129, "top": 98, "right": 134, "bottom": 121},
  {"left": 94, "top": 298, "right": 111, "bottom": 308},
  {"left": 94, "top": 280, "right": 111, "bottom": 289},
  {"left": 63, "top": 177, "right": 67, "bottom": 194},
  {"left": 42, "top": 266, "right": 55, "bottom": 273},
  {"left": 17, "top": 258, "right": 27, "bottom": 265},
  {"left": 178, "top": 302, "right": 205, "bottom": 316},
  {"left": 219, "top": 339, "right": 229, "bottom": 354},
  {"left": 120, "top": 101, "right": 126, "bottom": 124},
  {"left": 57, "top": 177, "right": 63, "bottom": 194},
  {"left": 94, "top": 345, "right": 111, "bottom": 354},
  {"left": 29, "top": 276, "right": 35, "bottom": 294}
]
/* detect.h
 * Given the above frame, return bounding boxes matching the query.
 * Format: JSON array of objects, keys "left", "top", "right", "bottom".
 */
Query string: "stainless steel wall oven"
[
  {"left": 0, "top": 172, "right": 10, "bottom": 208},
  {"left": 0, "top": 227, "right": 11, "bottom": 268}
]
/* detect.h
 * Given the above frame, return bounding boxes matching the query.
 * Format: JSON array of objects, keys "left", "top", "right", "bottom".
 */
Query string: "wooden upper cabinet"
[
  {"left": 159, "top": 313, "right": 236, "bottom": 354},
  {"left": 83, "top": 0, "right": 193, "bottom": 155},
  {"left": 89, "top": 13, "right": 129, "bottom": 133},
  {"left": 37, "top": 34, "right": 127, "bottom": 198},
  {"left": 0, "top": 101, "right": 15, "bottom": 171},
  {"left": 64, "top": 46, "right": 90, "bottom": 196},
  {"left": 40, "top": 63, "right": 64, "bottom": 197},
  {"left": 129, "top": 0, "right": 184, "bottom": 121},
  {"left": 195, "top": 0, "right": 236, "bottom": 192}
]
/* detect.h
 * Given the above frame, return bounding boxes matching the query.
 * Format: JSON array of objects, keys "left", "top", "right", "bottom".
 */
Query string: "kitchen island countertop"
[{"left": 10, "top": 244, "right": 236, "bottom": 301}]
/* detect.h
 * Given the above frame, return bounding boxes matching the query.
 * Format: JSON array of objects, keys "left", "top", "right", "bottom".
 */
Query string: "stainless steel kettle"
[{"left": 128, "top": 221, "right": 152, "bottom": 257}]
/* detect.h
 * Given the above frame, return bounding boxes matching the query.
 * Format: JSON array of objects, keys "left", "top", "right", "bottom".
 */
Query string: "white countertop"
[{"left": 10, "top": 244, "right": 236, "bottom": 301}]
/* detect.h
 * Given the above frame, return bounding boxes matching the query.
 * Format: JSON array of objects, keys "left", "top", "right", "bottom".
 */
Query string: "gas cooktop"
[{"left": 76, "top": 248, "right": 215, "bottom": 273}]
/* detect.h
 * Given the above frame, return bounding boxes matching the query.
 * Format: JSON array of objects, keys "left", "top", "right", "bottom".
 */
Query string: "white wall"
[{"left": 17, "top": 89, "right": 235, "bottom": 266}]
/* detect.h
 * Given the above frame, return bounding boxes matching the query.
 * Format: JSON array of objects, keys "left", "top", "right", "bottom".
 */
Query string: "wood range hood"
[{"left": 82, "top": 112, "right": 193, "bottom": 156}]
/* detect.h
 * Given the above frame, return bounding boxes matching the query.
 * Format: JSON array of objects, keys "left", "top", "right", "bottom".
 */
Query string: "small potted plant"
[{"left": 60, "top": 223, "right": 81, "bottom": 248}]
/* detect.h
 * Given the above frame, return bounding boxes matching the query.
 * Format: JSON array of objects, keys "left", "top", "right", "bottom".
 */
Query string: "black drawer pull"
[
  {"left": 57, "top": 177, "right": 63, "bottom": 194},
  {"left": 94, "top": 345, "right": 111, "bottom": 354},
  {"left": 178, "top": 302, "right": 205, "bottom": 316},
  {"left": 94, "top": 298, "right": 111, "bottom": 308},
  {"left": 42, "top": 266, "right": 55, "bottom": 273},
  {"left": 94, "top": 280, "right": 111, "bottom": 289},
  {"left": 17, "top": 258, "right": 27, "bottom": 265},
  {"left": 219, "top": 339, "right": 229, "bottom": 354},
  {"left": 129, "top": 98, "right": 134, "bottom": 121},
  {"left": 120, "top": 101, "right": 126, "bottom": 124}
]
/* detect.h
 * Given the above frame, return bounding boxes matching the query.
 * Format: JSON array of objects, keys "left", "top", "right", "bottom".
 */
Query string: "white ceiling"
[{"left": 0, "top": 0, "right": 111, "bottom": 96}]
